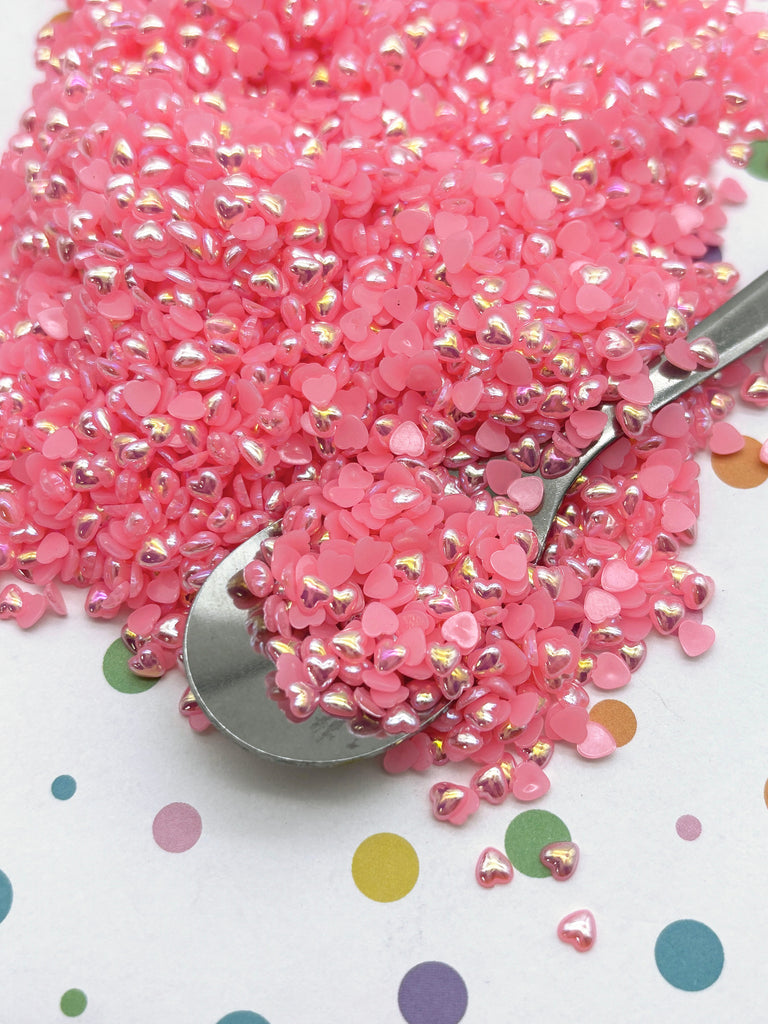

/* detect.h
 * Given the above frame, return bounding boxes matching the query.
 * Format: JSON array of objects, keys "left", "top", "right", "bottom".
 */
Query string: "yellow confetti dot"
[
  {"left": 351, "top": 832, "right": 419, "bottom": 903},
  {"left": 589, "top": 699, "right": 637, "bottom": 747},
  {"left": 711, "top": 436, "right": 768, "bottom": 489}
]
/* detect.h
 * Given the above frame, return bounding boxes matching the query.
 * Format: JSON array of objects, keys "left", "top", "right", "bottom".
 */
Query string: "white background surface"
[{"left": 1, "top": 3, "right": 768, "bottom": 1023}]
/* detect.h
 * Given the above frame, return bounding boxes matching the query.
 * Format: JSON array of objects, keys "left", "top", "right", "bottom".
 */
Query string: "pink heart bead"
[
  {"left": 510, "top": 760, "right": 550, "bottom": 802},
  {"left": 429, "top": 782, "right": 480, "bottom": 825},
  {"left": 300, "top": 372, "right": 337, "bottom": 407},
  {"left": 16, "top": 592, "right": 48, "bottom": 629},
  {"left": 577, "top": 721, "right": 617, "bottom": 760},
  {"left": 591, "top": 651, "right": 630, "bottom": 690},
  {"left": 540, "top": 840, "right": 580, "bottom": 881},
  {"left": 489, "top": 544, "right": 528, "bottom": 582},
  {"left": 709, "top": 420, "right": 745, "bottom": 455},
  {"left": 475, "top": 847, "right": 514, "bottom": 889},
  {"left": 678, "top": 619, "right": 716, "bottom": 657},
  {"left": 558, "top": 909, "right": 597, "bottom": 952},
  {"left": 441, "top": 611, "right": 480, "bottom": 652}
]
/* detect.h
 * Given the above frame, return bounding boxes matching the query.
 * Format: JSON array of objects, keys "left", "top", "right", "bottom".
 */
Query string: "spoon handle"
[
  {"left": 527, "top": 268, "right": 768, "bottom": 549},
  {"left": 647, "top": 266, "right": 768, "bottom": 412}
]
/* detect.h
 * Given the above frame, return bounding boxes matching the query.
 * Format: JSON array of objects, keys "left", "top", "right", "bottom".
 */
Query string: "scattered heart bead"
[
  {"left": 577, "top": 721, "right": 617, "bottom": 760},
  {"left": 475, "top": 847, "right": 514, "bottom": 889},
  {"left": 540, "top": 841, "right": 580, "bottom": 881},
  {"left": 557, "top": 909, "right": 597, "bottom": 952},
  {"left": 429, "top": 782, "right": 480, "bottom": 826},
  {"left": 678, "top": 620, "right": 716, "bottom": 658}
]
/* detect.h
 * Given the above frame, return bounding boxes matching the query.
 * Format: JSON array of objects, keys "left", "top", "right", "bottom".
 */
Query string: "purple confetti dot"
[
  {"left": 675, "top": 814, "right": 702, "bottom": 841},
  {"left": 152, "top": 802, "right": 202, "bottom": 853},
  {"left": 398, "top": 961, "right": 468, "bottom": 1024}
]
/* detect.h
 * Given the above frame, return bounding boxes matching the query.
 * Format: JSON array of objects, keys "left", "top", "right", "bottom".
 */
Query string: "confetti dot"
[
  {"left": 504, "top": 810, "right": 571, "bottom": 878},
  {"left": 102, "top": 639, "right": 157, "bottom": 694},
  {"left": 711, "top": 436, "right": 768, "bottom": 489},
  {"left": 747, "top": 139, "right": 768, "bottom": 180},
  {"left": 215, "top": 1014, "right": 271, "bottom": 1024},
  {"left": 351, "top": 833, "right": 419, "bottom": 902},
  {"left": 654, "top": 920, "right": 724, "bottom": 991},
  {"left": 51, "top": 775, "right": 77, "bottom": 800},
  {"left": 588, "top": 699, "right": 637, "bottom": 746},
  {"left": 675, "top": 814, "right": 702, "bottom": 841},
  {"left": 0, "top": 870, "right": 12, "bottom": 924},
  {"left": 152, "top": 802, "right": 202, "bottom": 853},
  {"left": 397, "top": 962, "right": 468, "bottom": 1024},
  {"left": 60, "top": 989, "right": 87, "bottom": 1017},
  {"left": 764, "top": 778, "right": 768, "bottom": 809}
]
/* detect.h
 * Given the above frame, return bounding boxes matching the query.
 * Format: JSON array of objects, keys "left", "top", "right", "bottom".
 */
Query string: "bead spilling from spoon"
[{"left": 184, "top": 268, "right": 768, "bottom": 765}]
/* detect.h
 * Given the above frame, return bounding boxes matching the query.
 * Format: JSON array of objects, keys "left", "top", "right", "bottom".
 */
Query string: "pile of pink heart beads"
[{"left": 2, "top": 1, "right": 768, "bottom": 808}]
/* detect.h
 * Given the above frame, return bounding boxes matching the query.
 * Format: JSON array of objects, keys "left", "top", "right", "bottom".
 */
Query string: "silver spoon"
[{"left": 183, "top": 268, "right": 768, "bottom": 766}]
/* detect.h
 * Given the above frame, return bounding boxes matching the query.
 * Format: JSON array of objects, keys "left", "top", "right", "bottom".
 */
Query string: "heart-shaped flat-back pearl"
[
  {"left": 557, "top": 909, "right": 596, "bottom": 952},
  {"left": 540, "top": 840, "right": 580, "bottom": 881},
  {"left": 475, "top": 847, "right": 514, "bottom": 889}
]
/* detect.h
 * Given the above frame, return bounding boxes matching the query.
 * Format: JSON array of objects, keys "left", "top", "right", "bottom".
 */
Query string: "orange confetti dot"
[
  {"left": 711, "top": 436, "right": 768, "bottom": 489},
  {"left": 589, "top": 699, "right": 637, "bottom": 746}
]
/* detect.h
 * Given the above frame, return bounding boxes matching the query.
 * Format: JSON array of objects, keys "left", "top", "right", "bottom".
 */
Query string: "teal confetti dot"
[
  {"left": 60, "top": 989, "right": 87, "bottom": 1017},
  {"left": 655, "top": 919, "right": 724, "bottom": 991},
  {"left": 51, "top": 775, "right": 77, "bottom": 800},
  {"left": 0, "top": 870, "right": 12, "bottom": 924},
  {"left": 215, "top": 1014, "right": 271, "bottom": 1024}
]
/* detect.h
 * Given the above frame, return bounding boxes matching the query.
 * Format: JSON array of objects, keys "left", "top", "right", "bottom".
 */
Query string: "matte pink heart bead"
[
  {"left": 678, "top": 619, "right": 716, "bottom": 657},
  {"left": 506, "top": 476, "right": 544, "bottom": 512},
  {"left": 510, "top": 760, "right": 549, "bottom": 801},
  {"left": 577, "top": 721, "right": 617, "bottom": 760},
  {"left": 441, "top": 611, "right": 480, "bottom": 652},
  {"left": 709, "top": 421, "right": 745, "bottom": 455}
]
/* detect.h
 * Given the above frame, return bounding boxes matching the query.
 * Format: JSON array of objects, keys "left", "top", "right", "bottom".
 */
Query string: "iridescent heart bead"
[
  {"left": 540, "top": 840, "right": 580, "bottom": 881},
  {"left": 429, "top": 781, "right": 480, "bottom": 826},
  {"left": 651, "top": 594, "right": 686, "bottom": 634},
  {"left": 557, "top": 909, "right": 596, "bottom": 952},
  {"left": 475, "top": 847, "right": 514, "bottom": 889},
  {"left": 471, "top": 760, "right": 512, "bottom": 804}
]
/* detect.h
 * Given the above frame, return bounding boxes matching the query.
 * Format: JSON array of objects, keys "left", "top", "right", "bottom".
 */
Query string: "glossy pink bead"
[
  {"left": 557, "top": 909, "right": 597, "bottom": 952},
  {"left": 475, "top": 847, "right": 514, "bottom": 889}
]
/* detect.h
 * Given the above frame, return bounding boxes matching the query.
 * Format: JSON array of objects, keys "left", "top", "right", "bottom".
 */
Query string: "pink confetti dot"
[
  {"left": 152, "top": 802, "right": 203, "bottom": 853},
  {"left": 675, "top": 814, "right": 702, "bottom": 841}
]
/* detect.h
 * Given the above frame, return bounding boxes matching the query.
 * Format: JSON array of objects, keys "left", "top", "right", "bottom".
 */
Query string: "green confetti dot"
[
  {"left": 102, "top": 638, "right": 157, "bottom": 694},
  {"left": 747, "top": 139, "right": 768, "bottom": 181},
  {"left": 504, "top": 809, "right": 571, "bottom": 878},
  {"left": 60, "top": 989, "right": 87, "bottom": 1017}
]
